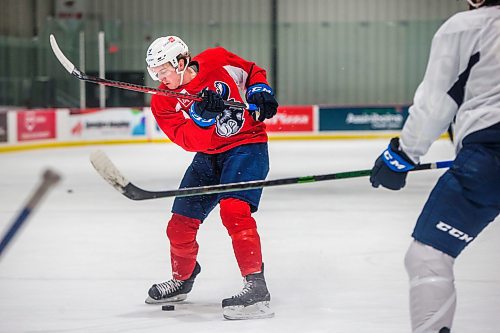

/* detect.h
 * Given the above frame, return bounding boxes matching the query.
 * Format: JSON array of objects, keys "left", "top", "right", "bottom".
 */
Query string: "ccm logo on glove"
[{"left": 246, "top": 83, "right": 279, "bottom": 122}]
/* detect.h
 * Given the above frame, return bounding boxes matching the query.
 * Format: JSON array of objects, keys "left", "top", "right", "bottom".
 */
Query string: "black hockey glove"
[
  {"left": 370, "top": 137, "right": 416, "bottom": 190},
  {"left": 189, "top": 88, "right": 226, "bottom": 127},
  {"left": 246, "top": 83, "right": 278, "bottom": 122}
]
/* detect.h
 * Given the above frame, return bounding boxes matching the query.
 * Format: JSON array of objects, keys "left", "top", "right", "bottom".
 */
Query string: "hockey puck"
[{"left": 162, "top": 305, "right": 175, "bottom": 311}]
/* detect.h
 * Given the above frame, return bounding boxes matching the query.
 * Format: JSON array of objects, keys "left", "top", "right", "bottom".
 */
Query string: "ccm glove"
[
  {"left": 189, "top": 88, "right": 226, "bottom": 127},
  {"left": 246, "top": 83, "right": 279, "bottom": 122},
  {"left": 370, "top": 137, "right": 416, "bottom": 190}
]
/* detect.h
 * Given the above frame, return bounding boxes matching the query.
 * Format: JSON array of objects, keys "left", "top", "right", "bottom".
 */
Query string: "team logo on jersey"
[
  {"left": 435, "top": 221, "right": 474, "bottom": 243},
  {"left": 213, "top": 81, "right": 245, "bottom": 138},
  {"left": 177, "top": 89, "right": 194, "bottom": 110}
]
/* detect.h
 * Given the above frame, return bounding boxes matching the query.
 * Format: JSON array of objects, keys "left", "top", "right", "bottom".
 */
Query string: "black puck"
[{"left": 162, "top": 305, "right": 175, "bottom": 311}]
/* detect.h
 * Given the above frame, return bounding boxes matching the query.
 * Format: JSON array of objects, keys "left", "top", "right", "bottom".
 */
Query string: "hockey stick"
[
  {"left": 49, "top": 34, "right": 256, "bottom": 111},
  {"left": 90, "top": 150, "right": 452, "bottom": 201},
  {"left": 0, "top": 169, "right": 61, "bottom": 258}
]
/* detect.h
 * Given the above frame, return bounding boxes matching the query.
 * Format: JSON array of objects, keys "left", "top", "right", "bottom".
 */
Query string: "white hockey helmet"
[{"left": 146, "top": 36, "right": 189, "bottom": 81}]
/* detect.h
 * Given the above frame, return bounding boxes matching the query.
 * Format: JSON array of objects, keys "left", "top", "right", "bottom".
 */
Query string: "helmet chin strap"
[{"left": 175, "top": 58, "right": 190, "bottom": 86}]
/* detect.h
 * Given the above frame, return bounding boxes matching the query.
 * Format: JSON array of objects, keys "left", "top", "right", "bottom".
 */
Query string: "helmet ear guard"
[{"left": 145, "top": 36, "right": 189, "bottom": 81}]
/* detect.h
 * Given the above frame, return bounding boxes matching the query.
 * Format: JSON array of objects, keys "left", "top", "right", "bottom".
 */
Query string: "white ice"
[{"left": 0, "top": 139, "right": 499, "bottom": 333}]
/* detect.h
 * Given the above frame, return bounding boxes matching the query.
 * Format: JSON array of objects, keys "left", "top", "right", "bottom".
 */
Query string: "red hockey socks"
[
  {"left": 166, "top": 213, "right": 201, "bottom": 280},
  {"left": 219, "top": 198, "right": 263, "bottom": 276}
]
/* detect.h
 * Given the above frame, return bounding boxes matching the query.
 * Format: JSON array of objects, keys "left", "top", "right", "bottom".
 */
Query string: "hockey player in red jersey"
[{"left": 143, "top": 36, "right": 278, "bottom": 320}]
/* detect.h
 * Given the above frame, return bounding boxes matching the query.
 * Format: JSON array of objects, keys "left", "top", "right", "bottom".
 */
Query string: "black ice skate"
[
  {"left": 145, "top": 262, "right": 201, "bottom": 304},
  {"left": 222, "top": 265, "right": 274, "bottom": 320}
]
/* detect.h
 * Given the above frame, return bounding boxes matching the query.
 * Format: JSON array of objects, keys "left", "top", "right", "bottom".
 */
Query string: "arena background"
[
  {"left": 4, "top": 3, "right": 498, "bottom": 333},
  {"left": 0, "top": 0, "right": 465, "bottom": 151}
]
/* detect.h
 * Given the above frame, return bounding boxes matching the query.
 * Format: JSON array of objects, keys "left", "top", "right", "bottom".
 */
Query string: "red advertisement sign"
[
  {"left": 264, "top": 105, "right": 314, "bottom": 132},
  {"left": 17, "top": 109, "right": 57, "bottom": 141},
  {"left": 0, "top": 112, "right": 7, "bottom": 142}
]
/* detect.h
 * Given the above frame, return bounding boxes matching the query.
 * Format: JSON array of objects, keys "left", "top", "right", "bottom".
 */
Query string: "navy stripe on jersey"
[{"left": 447, "top": 52, "right": 480, "bottom": 107}]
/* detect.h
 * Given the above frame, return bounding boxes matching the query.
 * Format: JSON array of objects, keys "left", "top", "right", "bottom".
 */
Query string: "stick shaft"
[
  {"left": 90, "top": 150, "right": 452, "bottom": 201},
  {"left": 49, "top": 34, "right": 249, "bottom": 109},
  {"left": 127, "top": 161, "right": 451, "bottom": 199},
  {"left": 0, "top": 170, "right": 61, "bottom": 258}
]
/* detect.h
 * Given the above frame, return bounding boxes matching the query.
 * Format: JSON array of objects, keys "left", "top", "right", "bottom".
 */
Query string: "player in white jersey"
[{"left": 370, "top": 1, "right": 500, "bottom": 332}]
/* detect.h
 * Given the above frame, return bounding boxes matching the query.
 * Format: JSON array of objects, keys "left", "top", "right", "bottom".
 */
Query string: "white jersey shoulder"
[
  {"left": 436, "top": 7, "right": 490, "bottom": 36},
  {"left": 400, "top": 6, "right": 500, "bottom": 162}
]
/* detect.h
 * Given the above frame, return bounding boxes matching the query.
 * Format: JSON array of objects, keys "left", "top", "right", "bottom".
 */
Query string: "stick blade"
[
  {"left": 49, "top": 34, "right": 75, "bottom": 74},
  {"left": 90, "top": 150, "right": 130, "bottom": 195}
]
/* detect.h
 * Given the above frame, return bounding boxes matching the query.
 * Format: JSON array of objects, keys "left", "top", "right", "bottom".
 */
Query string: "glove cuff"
[
  {"left": 189, "top": 103, "right": 216, "bottom": 127},
  {"left": 383, "top": 137, "right": 416, "bottom": 172},
  {"left": 246, "top": 83, "right": 274, "bottom": 101}
]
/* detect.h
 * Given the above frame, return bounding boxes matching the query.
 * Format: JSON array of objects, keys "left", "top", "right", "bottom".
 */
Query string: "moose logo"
[{"left": 213, "top": 81, "right": 245, "bottom": 138}]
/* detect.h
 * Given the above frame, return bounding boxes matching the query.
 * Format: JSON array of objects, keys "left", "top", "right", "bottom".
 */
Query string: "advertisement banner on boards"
[
  {"left": 17, "top": 109, "right": 57, "bottom": 142},
  {"left": 319, "top": 106, "right": 409, "bottom": 131},
  {"left": 67, "top": 108, "right": 146, "bottom": 140},
  {"left": 264, "top": 105, "right": 314, "bottom": 132}
]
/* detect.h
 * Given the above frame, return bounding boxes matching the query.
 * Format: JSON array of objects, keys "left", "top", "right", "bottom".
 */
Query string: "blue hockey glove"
[
  {"left": 189, "top": 88, "right": 226, "bottom": 127},
  {"left": 370, "top": 137, "right": 416, "bottom": 190},
  {"left": 246, "top": 83, "right": 278, "bottom": 122}
]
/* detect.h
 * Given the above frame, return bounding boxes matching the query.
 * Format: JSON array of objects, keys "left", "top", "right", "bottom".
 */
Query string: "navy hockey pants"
[
  {"left": 412, "top": 143, "right": 500, "bottom": 258},
  {"left": 172, "top": 143, "right": 269, "bottom": 221}
]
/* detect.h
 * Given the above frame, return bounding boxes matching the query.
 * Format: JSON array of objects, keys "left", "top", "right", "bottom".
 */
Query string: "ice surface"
[{"left": 0, "top": 139, "right": 498, "bottom": 333}]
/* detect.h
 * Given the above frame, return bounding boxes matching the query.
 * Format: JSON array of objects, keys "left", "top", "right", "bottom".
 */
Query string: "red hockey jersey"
[{"left": 150, "top": 47, "right": 269, "bottom": 154}]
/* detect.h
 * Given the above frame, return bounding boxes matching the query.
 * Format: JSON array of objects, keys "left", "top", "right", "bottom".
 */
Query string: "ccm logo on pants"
[{"left": 436, "top": 221, "right": 474, "bottom": 243}]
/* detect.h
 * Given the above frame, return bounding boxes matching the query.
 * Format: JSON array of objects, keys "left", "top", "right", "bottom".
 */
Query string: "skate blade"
[
  {"left": 223, "top": 301, "right": 275, "bottom": 320},
  {"left": 144, "top": 294, "right": 187, "bottom": 304}
]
